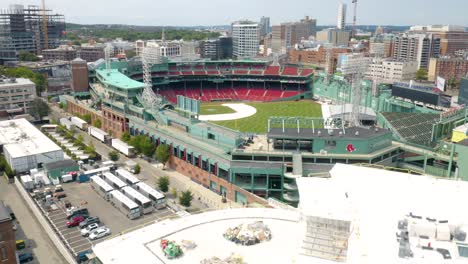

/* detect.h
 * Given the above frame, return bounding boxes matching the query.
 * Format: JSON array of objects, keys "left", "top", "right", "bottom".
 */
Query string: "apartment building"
[
  {"left": 392, "top": 33, "right": 441, "bottom": 70},
  {"left": 270, "top": 17, "right": 317, "bottom": 54},
  {"left": 42, "top": 45, "right": 77, "bottom": 61},
  {"left": 0, "top": 78, "right": 36, "bottom": 117},
  {"left": 316, "top": 28, "right": 350, "bottom": 47},
  {"left": 410, "top": 25, "right": 468, "bottom": 56}
]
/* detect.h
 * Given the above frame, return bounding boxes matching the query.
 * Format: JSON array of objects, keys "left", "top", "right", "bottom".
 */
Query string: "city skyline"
[{"left": 1, "top": 0, "right": 467, "bottom": 27}]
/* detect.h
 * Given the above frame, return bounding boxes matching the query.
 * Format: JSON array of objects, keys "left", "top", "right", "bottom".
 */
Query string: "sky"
[{"left": 1, "top": 0, "right": 467, "bottom": 27}]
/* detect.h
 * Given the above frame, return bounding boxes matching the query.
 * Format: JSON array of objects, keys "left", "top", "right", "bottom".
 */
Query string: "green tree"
[
  {"left": 93, "top": 119, "right": 102, "bottom": 128},
  {"left": 130, "top": 135, "right": 154, "bottom": 156},
  {"left": 121, "top": 132, "right": 131, "bottom": 143},
  {"left": 155, "top": 144, "right": 171, "bottom": 168},
  {"left": 58, "top": 102, "right": 64, "bottom": 109},
  {"left": 82, "top": 114, "right": 92, "bottom": 124},
  {"left": 76, "top": 134, "right": 84, "bottom": 145},
  {"left": 157, "top": 176, "right": 170, "bottom": 193},
  {"left": 29, "top": 98, "right": 50, "bottom": 120},
  {"left": 85, "top": 141, "right": 95, "bottom": 154},
  {"left": 133, "top": 163, "right": 141, "bottom": 174},
  {"left": 416, "top": 68, "right": 428, "bottom": 81},
  {"left": 447, "top": 77, "right": 459, "bottom": 90},
  {"left": 179, "top": 190, "right": 193, "bottom": 207},
  {"left": 171, "top": 187, "right": 178, "bottom": 198},
  {"left": 108, "top": 151, "right": 120, "bottom": 162},
  {"left": 19, "top": 51, "right": 39, "bottom": 62}
]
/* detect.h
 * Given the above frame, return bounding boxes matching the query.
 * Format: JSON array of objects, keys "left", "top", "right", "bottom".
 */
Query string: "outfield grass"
[
  {"left": 199, "top": 103, "right": 236, "bottom": 115},
  {"left": 202, "top": 100, "right": 322, "bottom": 133}
]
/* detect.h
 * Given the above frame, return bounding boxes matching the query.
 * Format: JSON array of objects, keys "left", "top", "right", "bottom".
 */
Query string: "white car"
[
  {"left": 80, "top": 223, "right": 99, "bottom": 237},
  {"left": 89, "top": 226, "right": 111, "bottom": 240}
]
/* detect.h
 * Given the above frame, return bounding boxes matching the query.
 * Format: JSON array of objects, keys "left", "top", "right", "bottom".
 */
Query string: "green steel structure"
[{"left": 63, "top": 59, "right": 468, "bottom": 206}]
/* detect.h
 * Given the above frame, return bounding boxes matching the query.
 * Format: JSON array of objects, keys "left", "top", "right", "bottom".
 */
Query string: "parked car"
[
  {"left": 76, "top": 250, "right": 92, "bottom": 263},
  {"left": 66, "top": 216, "right": 85, "bottom": 228},
  {"left": 16, "top": 240, "right": 26, "bottom": 250},
  {"left": 89, "top": 226, "right": 111, "bottom": 240},
  {"left": 79, "top": 216, "right": 100, "bottom": 229},
  {"left": 53, "top": 192, "right": 67, "bottom": 199},
  {"left": 18, "top": 253, "right": 34, "bottom": 263},
  {"left": 67, "top": 208, "right": 89, "bottom": 219},
  {"left": 80, "top": 223, "right": 99, "bottom": 237},
  {"left": 54, "top": 185, "right": 64, "bottom": 192}
]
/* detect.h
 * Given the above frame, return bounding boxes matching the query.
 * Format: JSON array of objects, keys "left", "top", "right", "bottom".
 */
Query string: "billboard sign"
[{"left": 436, "top": 76, "right": 446, "bottom": 91}]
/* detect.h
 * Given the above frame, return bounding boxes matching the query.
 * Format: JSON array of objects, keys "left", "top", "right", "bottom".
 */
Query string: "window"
[
  {"left": 208, "top": 133, "right": 215, "bottom": 140},
  {"left": 0, "top": 246, "right": 7, "bottom": 261}
]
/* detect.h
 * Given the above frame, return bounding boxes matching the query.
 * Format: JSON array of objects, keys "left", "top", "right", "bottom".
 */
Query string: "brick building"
[
  {"left": 0, "top": 202, "right": 15, "bottom": 264},
  {"left": 288, "top": 46, "right": 351, "bottom": 74},
  {"left": 71, "top": 58, "right": 89, "bottom": 93},
  {"left": 42, "top": 45, "right": 77, "bottom": 61},
  {"left": 428, "top": 57, "right": 468, "bottom": 82}
]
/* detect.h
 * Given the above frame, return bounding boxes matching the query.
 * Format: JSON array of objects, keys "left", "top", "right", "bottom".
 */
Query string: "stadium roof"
[
  {"left": 297, "top": 164, "right": 468, "bottom": 263},
  {"left": 0, "top": 119, "right": 62, "bottom": 158},
  {"left": 96, "top": 69, "right": 144, "bottom": 90}
]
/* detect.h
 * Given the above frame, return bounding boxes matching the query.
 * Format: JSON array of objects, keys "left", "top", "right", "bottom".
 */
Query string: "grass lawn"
[
  {"left": 203, "top": 100, "right": 322, "bottom": 133},
  {"left": 200, "top": 103, "right": 236, "bottom": 115}
]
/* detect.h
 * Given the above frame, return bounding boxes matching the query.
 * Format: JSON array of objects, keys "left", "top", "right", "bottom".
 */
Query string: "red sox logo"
[{"left": 346, "top": 144, "right": 356, "bottom": 152}]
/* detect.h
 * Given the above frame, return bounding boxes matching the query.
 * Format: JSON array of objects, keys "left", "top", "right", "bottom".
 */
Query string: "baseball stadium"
[{"left": 62, "top": 55, "right": 468, "bottom": 207}]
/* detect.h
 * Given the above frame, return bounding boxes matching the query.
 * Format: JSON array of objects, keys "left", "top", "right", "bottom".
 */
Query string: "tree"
[
  {"left": 416, "top": 68, "right": 428, "bottom": 81},
  {"left": 29, "top": 98, "right": 50, "bottom": 120},
  {"left": 133, "top": 163, "right": 141, "bottom": 174},
  {"left": 179, "top": 190, "right": 193, "bottom": 207},
  {"left": 171, "top": 187, "right": 178, "bottom": 198},
  {"left": 93, "top": 119, "right": 102, "bottom": 128},
  {"left": 447, "top": 77, "right": 459, "bottom": 90},
  {"left": 155, "top": 144, "right": 171, "bottom": 168},
  {"left": 157, "top": 176, "right": 170, "bottom": 193},
  {"left": 121, "top": 132, "right": 131, "bottom": 143},
  {"left": 82, "top": 114, "right": 92, "bottom": 124},
  {"left": 18, "top": 51, "right": 39, "bottom": 62},
  {"left": 76, "top": 134, "right": 84, "bottom": 145},
  {"left": 85, "top": 141, "right": 95, "bottom": 154},
  {"left": 108, "top": 151, "right": 120, "bottom": 162},
  {"left": 130, "top": 136, "right": 155, "bottom": 157}
]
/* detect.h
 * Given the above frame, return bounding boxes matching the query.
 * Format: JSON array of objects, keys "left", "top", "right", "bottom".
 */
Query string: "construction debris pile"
[
  {"left": 160, "top": 239, "right": 183, "bottom": 259},
  {"left": 223, "top": 221, "right": 272, "bottom": 246},
  {"left": 200, "top": 253, "right": 245, "bottom": 264}
]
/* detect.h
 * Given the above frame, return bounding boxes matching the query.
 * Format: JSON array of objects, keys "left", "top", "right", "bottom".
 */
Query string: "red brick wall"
[
  {"left": 66, "top": 100, "right": 103, "bottom": 128},
  {"left": 169, "top": 156, "right": 268, "bottom": 206},
  {"left": 0, "top": 220, "right": 17, "bottom": 264}
]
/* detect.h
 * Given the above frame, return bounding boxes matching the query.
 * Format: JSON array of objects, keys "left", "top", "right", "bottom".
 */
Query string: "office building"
[
  {"left": 392, "top": 33, "right": 441, "bottom": 70},
  {"left": 0, "top": 202, "right": 15, "bottom": 264},
  {"left": 232, "top": 21, "right": 260, "bottom": 58},
  {"left": 78, "top": 45, "right": 105, "bottom": 62},
  {"left": 0, "top": 78, "right": 36, "bottom": 117},
  {"left": 200, "top": 37, "right": 233, "bottom": 60},
  {"left": 271, "top": 17, "right": 317, "bottom": 54},
  {"left": 42, "top": 45, "right": 77, "bottom": 61},
  {"left": 316, "top": 28, "right": 350, "bottom": 46},
  {"left": 0, "top": 118, "right": 63, "bottom": 173},
  {"left": 365, "top": 59, "right": 418, "bottom": 83},
  {"left": 0, "top": 4, "right": 65, "bottom": 63},
  {"left": 71, "top": 58, "right": 89, "bottom": 93},
  {"left": 409, "top": 25, "right": 468, "bottom": 56},
  {"left": 135, "top": 40, "right": 146, "bottom": 56},
  {"left": 428, "top": 57, "right": 468, "bottom": 82},
  {"left": 369, "top": 34, "right": 394, "bottom": 57},
  {"left": 259, "top": 16, "right": 270, "bottom": 37},
  {"left": 337, "top": 2, "right": 347, "bottom": 30},
  {"left": 459, "top": 78, "right": 468, "bottom": 105}
]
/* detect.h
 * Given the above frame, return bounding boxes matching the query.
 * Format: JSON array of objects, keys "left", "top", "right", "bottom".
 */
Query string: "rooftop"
[
  {"left": 43, "top": 159, "right": 78, "bottom": 171},
  {"left": 0, "top": 119, "right": 62, "bottom": 158},
  {"left": 0, "top": 202, "right": 11, "bottom": 223},
  {"left": 0, "top": 78, "right": 34, "bottom": 87},
  {"left": 268, "top": 126, "right": 389, "bottom": 140},
  {"left": 96, "top": 69, "right": 145, "bottom": 90}
]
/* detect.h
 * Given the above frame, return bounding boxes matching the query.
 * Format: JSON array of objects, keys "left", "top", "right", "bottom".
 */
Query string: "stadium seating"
[
  {"left": 300, "top": 68, "right": 314, "bottom": 76},
  {"left": 381, "top": 112, "right": 439, "bottom": 146},
  {"left": 281, "top": 67, "right": 299, "bottom": 76},
  {"left": 264, "top": 66, "right": 280, "bottom": 75}
]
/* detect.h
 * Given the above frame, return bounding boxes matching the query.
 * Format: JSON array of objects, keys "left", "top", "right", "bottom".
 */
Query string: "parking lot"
[{"left": 34, "top": 178, "right": 178, "bottom": 257}]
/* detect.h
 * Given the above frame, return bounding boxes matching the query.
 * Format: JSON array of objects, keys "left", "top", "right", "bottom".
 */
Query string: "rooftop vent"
[{"left": 355, "top": 131, "right": 360, "bottom": 136}]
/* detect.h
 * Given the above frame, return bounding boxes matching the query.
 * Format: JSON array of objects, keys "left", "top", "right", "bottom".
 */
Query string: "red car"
[{"left": 66, "top": 216, "right": 85, "bottom": 228}]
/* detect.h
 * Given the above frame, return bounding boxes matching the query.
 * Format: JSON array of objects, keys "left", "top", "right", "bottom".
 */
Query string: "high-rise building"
[
  {"left": 409, "top": 25, "right": 468, "bottom": 56},
  {"left": 392, "top": 33, "right": 441, "bottom": 70},
  {"left": 337, "top": 2, "right": 347, "bottom": 30},
  {"left": 369, "top": 34, "right": 394, "bottom": 57},
  {"left": 0, "top": 4, "right": 65, "bottom": 63},
  {"left": 0, "top": 77, "right": 36, "bottom": 117},
  {"left": 259, "top": 16, "right": 271, "bottom": 37},
  {"left": 270, "top": 17, "right": 317, "bottom": 54},
  {"left": 232, "top": 21, "right": 260, "bottom": 58},
  {"left": 71, "top": 58, "right": 89, "bottom": 94},
  {"left": 365, "top": 59, "right": 418, "bottom": 83},
  {"left": 428, "top": 57, "right": 468, "bottom": 82},
  {"left": 316, "top": 28, "right": 351, "bottom": 47}
]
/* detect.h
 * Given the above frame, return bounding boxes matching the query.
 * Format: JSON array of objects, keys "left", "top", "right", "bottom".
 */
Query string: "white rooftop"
[
  {"left": 297, "top": 164, "right": 468, "bottom": 263},
  {"left": 0, "top": 78, "right": 34, "bottom": 87},
  {"left": 0, "top": 119, "right": 62, "bottom": 158}
]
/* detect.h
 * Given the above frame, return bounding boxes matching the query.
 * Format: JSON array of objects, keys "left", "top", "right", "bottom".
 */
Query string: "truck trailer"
[
  {"left": 70, "top": 116, "right": 88, "bottom": 130},
  {"left": 111, "top": 139, "right": 135, "bottom": 157},
  {"left": 88, "top": 126, "right": 109, "bottom": 143}
]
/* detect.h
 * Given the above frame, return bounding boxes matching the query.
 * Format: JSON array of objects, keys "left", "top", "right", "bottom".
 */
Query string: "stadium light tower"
[
  {"left": 104, "top": 44, "right": 114, "bottom": 70},
  {"left": 352, "top": 0, "right": 358, "bottom": 37},
  {"left": 139, "top": 46, "right": 164, "bottom": 112},
  {"left": 340, "top": 53, "right": 370, "bottom": 127}
]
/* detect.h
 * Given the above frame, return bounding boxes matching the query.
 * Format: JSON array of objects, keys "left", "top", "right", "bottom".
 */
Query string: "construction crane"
[
  {"left": 352, "top": 0, "right": 358, "bottom": 37},
  {"left": 41, "top": 0, "right": 48, "bottom": 50}
]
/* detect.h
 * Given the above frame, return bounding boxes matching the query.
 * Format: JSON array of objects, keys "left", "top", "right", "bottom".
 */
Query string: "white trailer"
[
  {"left": 109, "top": 190, "right": 141, "bottom": 219},
  {"left": 102, "top": 172, "right": 127, "bottom": 190},
  {"left": 115, "top": 169, "right": 139, "bottom": 186},
  {"left": 111, "top": 139, "right": 135, "bottom": 157},
  {"left": 135, "top": 182, "right": 166, "bottom": 209},
  {"left": 88, "top": 126, "right": 109, "bottom": 143},
  {"left": 59, "top": 118, "right": 73, "bottom": 130},
  {"left": 70, "top": 116, "right": 88, "bottom": 130},
  {"left": 121, "top": 186, "right": 153, "bottom": 214},
  {"left": 90, "top": 175, "right": 114, "bottom": 201}
]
